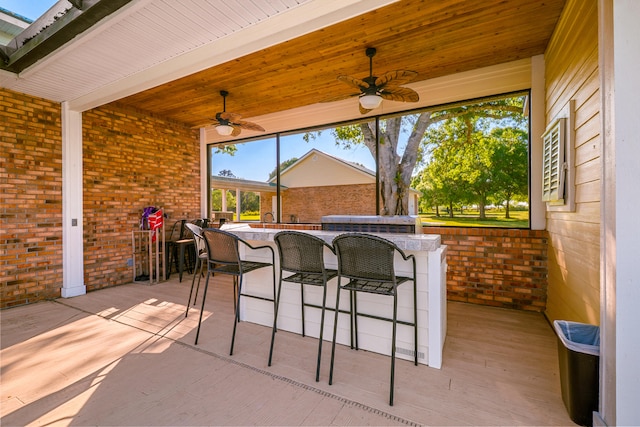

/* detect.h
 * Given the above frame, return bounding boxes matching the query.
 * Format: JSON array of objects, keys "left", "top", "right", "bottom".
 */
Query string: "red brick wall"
[
  {"left": 82, "top": 103, "right": 201, "bottom": 290},
  {"left": 1, "top": 88, "right": 63, "bottom": 308},
  {"left": 282, "top": 184, "right": 376, "bottom": 223},
  {"left": 1, "top": 88, "right": 548, "bottom": 312},
  {"left": 425, "top": 226, "right": 548, "bottom": 311}
]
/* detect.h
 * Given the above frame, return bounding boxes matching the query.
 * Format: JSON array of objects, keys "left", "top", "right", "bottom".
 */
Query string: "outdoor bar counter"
[{"left": 220, "top": 222, "right": 448, "bottom": 368}]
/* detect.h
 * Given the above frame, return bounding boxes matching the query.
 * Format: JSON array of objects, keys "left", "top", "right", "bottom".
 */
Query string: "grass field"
[
  {"left": 420, "top": 209, "right": 529, "bottom": 228},
  {"left": 237, "top": 211, "right": 529, "bottom": 228}
]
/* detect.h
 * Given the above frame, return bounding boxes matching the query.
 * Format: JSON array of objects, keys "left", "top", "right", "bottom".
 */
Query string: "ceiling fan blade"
[
  {"left": 375, "top": 70, "right": 418, "bottom": 88},
  {"left": 380, "top": 86, "right": 420, "bottom": 103},
  {"left": 235, "top": 120, "right": 265, "bottom": 132},
  {"left": 191, "top": 119, "right": 220, "bottom": 129},
  {"left": 337, "top": 75, "right": 369, "bottom": 91},
  {"left": 359, "top": 103, "right": 374, "bottom": 115},
  {"left": 231, "top": 126, "right": 242, "bottom": 137},
  {"left": 218, "top": 111, "right": 243, "bottom": 122},
  {"left": 321, "top": 92, "right": 361, "bottom": 103}
]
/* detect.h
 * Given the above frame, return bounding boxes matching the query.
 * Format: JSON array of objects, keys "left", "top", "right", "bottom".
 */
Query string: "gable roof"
[
  {"left": 210, "top": 175, "right": 284, "bottom": 193},
  {"left": 280, "top": 148, "right": 373, "bottom": 178}
]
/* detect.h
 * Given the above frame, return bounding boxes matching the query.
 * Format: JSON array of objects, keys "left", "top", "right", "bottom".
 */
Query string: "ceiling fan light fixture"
[
  {"left": 216, "top": 124, "right": 234, "bottom": 136},
  {"left": 359, "top": 94, "right": 383, "bottom": 109}
]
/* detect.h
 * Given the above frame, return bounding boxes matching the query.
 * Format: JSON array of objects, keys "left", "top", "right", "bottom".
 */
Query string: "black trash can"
[{"left": 553, "top": 320, "right": 600, "bottom": 427}]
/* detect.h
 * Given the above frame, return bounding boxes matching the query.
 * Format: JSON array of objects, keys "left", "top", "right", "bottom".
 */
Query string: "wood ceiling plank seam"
[{"left": 352, "top": 9, "right": 550, "bottom": 58}]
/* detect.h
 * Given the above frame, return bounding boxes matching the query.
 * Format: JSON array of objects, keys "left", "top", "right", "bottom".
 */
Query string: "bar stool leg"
[
  {"left": 316, "top": 283, "right": 328, "bottom": 382},
  {"left": 186, "top": 256, "right": 200, "bottom": 310},
  {"left": 229, "top": 275, "right": 243, "bottom": 355},
  {"left": 194, "top": 271, "right": 211, "bottom": 344},
  {"left": 300, "top": 285, "right": 306, "bottom": 337},
  {"left": 268, "top": 276, "right": 284, "bottom": 366},
  {"left": 413, "top": 279, "right": 418, "bottom": 366},
  {"left": 193, "top": 259, "right": 205, "bottom": 305},
  {"left": 328, "top": 281, "right": 343, "bottom": 386},
  {"left": 390, "top": 292, "right": 398, "bottom": 406},
  {"left": 352, "top": 290, "right": 359, "bottom": 350}
]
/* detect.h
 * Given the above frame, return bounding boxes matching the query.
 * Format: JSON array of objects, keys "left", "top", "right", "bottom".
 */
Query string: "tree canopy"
[{"left": 322, "top": 94, "right": 529, "bottom": 217}]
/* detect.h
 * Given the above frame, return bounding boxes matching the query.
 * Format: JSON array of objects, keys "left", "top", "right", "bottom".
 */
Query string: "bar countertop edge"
[{"left": 219, "top": 223, "right": 441, "bottom": 252}]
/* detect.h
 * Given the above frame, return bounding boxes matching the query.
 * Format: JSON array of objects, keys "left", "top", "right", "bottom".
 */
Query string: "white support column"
[
  {"left": 221, "top": 190, "right": 227, "bottom": 212},
  {"left": 598, "top": 2, "right": 640, "bottom": 425},
  {"left": 61, "top": 102, "right": 85, "bottom": 298},
  {"left": 236, "top": 188, "right": 241, "bottom": 221},
  {"left": 611, "top": 2, "right": 640, "bottom": 425},
  {"left": 529, "top": 54, "right": 546, "bottom": 230}
]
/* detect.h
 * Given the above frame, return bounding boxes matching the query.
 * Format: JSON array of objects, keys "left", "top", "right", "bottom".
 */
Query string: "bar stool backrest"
[
  {"left": 333, "top": 233, "right": 398, "bottom": 282},
  {"left": 274, "top": 231, "right": 331, "bottom": 274},
  {"left": 185, "top": 223, "right": 205, "bottom": 256},
  {"left": 202, "top": 228, "right": 241, "bottom": 266}
]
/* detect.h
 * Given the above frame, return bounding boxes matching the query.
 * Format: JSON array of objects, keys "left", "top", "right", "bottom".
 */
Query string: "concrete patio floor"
[{"left": 1, "top": 273, "right": 575, "bottom": 426}]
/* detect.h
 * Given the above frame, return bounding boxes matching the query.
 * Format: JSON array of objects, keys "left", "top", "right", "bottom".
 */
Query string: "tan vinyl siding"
[{"left": 543, "top": 0, "right": 600, "bottom": 324}]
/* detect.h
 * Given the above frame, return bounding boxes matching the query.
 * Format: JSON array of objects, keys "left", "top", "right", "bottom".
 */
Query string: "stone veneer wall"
[
  {"left": 426, "top": 226, "right": 549, "bottom": 311},
  {"left": 82, "top": 103, "right": 201, "bottom": 290},
  {"left": 1, "top": 88, "right": 63, "bottom": 307}
]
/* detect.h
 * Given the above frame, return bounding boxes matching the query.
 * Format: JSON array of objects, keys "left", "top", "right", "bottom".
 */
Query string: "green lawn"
[
  {"left": 239, "top": 213, "right": 260, "bottom": 221},
  {"left": 237, "top": 211, "right": 529, "bottom": 228},
  {"left": 420, "top": 209, "right": 529, "bottom": 228}
]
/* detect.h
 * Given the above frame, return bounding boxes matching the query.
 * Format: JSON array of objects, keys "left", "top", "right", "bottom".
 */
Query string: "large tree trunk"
[
  {"left": 360, "top": 114, "right": 432, "bottom": 215},
  {"left": 478, "top": 193, "right": 487, "bottom": 219}
]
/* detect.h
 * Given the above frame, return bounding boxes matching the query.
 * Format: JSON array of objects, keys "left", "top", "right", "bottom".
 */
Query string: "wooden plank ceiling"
[{"left": 116, "top": 0, "right": 566, "bottom": 129}]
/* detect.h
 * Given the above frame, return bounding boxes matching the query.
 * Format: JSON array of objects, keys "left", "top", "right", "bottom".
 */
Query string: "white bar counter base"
[{"left": 220, "top": 223, "right": 448, "bottom": 369}]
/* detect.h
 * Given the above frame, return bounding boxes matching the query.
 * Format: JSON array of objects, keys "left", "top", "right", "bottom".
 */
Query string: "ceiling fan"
[
  {"left": 326, "top": 47, "right": 420, "bottom": 114},
  {"left": 196, "top": 90, "right": 265, "bottom": 136}
]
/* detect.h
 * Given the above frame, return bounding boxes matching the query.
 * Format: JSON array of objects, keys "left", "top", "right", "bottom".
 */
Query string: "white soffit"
[{"left": 0, "top": 0, "right": 398, "bottom": 110}]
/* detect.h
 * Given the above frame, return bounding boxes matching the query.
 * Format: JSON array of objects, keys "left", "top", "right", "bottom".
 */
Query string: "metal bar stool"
[
  {"left": 328, "top": 232, "right": 417, "bottom": 406},
  {"left": 268, "top": 231, "right": 338, "bottom": 381},
  {"left": 184, "top": 222, "right": 207, "bottom": 310},
  {"left": 187, "top": 228, "right": 275, "bottom": 355}
]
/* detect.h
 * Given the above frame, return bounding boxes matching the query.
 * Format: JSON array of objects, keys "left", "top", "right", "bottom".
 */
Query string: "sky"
[
  {"left": 0, "top": 0, "right": 57, "bottom": 21},
  {"left": 212, "top": 131, "right": 377, "bottom": 182}
]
